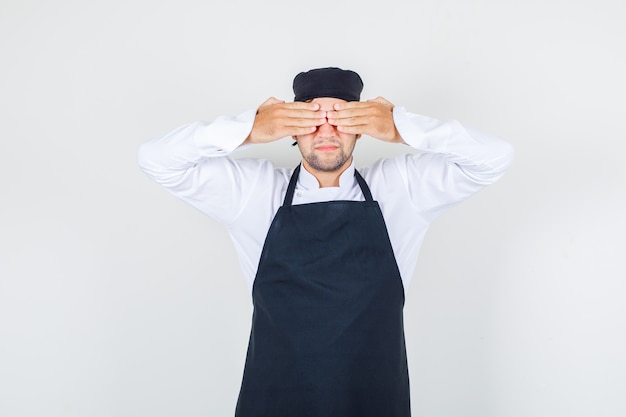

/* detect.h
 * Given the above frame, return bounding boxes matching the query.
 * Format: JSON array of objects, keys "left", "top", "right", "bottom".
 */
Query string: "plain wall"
[{"left": 1, "top": 0, "right": 625, "bottom": 416}]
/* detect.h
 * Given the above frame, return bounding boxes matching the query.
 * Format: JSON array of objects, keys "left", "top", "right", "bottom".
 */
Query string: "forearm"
[
  {"left": 137, "top": 110, "right": 265, "bottom": 224},
  {"left": 137, "top": 110, "right": 256, "bottom": 187},
  {"left": 393, "top": 107, "right": 514, "bottom": 185}
]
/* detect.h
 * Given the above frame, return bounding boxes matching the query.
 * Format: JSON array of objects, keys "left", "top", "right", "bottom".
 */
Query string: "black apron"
[{"left": 235, "top": 165, "right": 411, "bottom": 417}]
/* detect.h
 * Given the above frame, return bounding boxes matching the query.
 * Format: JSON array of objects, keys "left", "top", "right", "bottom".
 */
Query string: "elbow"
[
  {"left": 496, "top": 140, "right": 515, "bottom": 175},
  {"left": 136, "top": 140, "right": 161, "bottom": 179},
  {"left": 484, "top": 140, "right": 516, "bottom": 184},
  {"left": 136, "top": 147, "right": 176, "bottom": 190},
  {"left": 460, "top": 140, "right": 516, "bottom": 186},
  {"left": 136, "top": 141, "right": 152, "bottom": 171}
]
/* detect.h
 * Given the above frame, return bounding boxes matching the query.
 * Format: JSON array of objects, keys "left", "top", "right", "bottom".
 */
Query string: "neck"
[{"left": 302, "top": 157, "right": 352, "bottom": 188}]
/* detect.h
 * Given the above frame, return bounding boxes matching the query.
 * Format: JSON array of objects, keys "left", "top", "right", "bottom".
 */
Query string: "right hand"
[{"left": 244, "top": 97, "right": 327, "bottom": 144}]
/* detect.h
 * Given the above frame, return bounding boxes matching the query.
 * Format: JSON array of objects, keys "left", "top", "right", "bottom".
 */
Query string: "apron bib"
[{"left": 235, "top": 165, "right": 411, "bottom": 417}]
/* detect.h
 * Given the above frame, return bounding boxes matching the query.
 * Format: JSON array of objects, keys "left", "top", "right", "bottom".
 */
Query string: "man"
[{"left": 138, "top": 67, "right": 514, "bottom": 416}]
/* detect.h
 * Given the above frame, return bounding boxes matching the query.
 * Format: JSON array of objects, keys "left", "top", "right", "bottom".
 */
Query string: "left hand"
[{"left": 326, "top": 97, "right": 404, "bottom": 143}]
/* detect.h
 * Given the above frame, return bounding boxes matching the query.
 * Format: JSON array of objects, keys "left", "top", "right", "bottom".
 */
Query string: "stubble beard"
[{"left": 301, "top": 140, "right": 354, "bottom": 173}]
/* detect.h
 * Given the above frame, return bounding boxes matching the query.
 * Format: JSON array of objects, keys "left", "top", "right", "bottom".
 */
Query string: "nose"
[{"left": 317, "top": 119, "right": 337, "bottom": 136}]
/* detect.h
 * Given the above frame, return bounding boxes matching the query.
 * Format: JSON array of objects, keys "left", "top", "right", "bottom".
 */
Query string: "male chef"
[{"left": 138, "top": 67, "right": 514, "bottom": 416}]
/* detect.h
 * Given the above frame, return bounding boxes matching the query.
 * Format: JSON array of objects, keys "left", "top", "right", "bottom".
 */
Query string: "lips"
[
  {"left": 314, "top": 142, "right": 340, "bottom": 152},
  {"left": 316, "top": 145, "right": 339, "bottom": 152}
]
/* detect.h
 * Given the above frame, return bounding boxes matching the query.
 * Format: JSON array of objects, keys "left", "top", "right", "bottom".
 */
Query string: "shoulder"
[
  {"left": 358, "top": 153, "right": 429, "bottom": 184},
  {"left": 213, "top": 157, "right": 294, "bottom": 187}
]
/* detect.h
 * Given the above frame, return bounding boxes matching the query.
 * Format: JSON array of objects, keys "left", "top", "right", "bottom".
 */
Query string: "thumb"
[
  {"left": 367, "top": 96, "right": 394, "bottom": 108},
  {"left": 260, "top": 96, "right": 285, "bottom": 107}
]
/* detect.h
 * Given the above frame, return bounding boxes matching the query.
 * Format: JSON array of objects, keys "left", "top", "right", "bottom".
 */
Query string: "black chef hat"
[{"left": 293, "top": 67, "right": 363, "bottom": 102}]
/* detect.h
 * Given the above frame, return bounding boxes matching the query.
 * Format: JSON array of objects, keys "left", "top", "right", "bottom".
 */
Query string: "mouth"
[
  {"left": 314, "top": 142, "right": 341, "bottom": 152},
  {"left": 316, "top": 145, "right": 339, "bottom": 152}
]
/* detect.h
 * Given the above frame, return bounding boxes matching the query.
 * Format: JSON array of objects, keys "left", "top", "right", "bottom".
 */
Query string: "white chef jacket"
[{"left": 137, "top": 106, "right": 514, "bottom": 294}]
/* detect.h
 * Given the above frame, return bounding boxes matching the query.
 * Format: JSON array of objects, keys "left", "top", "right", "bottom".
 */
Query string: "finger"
[
  {"left": 327, "top": 115, "right": 365, "bottom": 127},
  {"left": 283, "top": 116, "right": 327, "bottom": 128},
  {"left": 288, "top": 125, "right": 319, "bottom": 136},
  {"left": 327, "top": 106, "right": 378, "bottom": 122},
  {"left": 327, "top": 109, "right": 366, "bottom": 121},
  {"left": 328, "top": 102, "right": 383, "bottom": 119},
  {"left": 279, "top": 108, "right": 327, "bottom": 119},
  {"left": 332, "top": 101, "right": 370, "bottom": 111},
  {"left": 334, "top": 124, "right": 364, "bottom": 135},
  {"left": 335, "top": 122, "right": 391, "bottom": 141},
  {"left": 259, "top": 98, "right": 320, "bottom": 112},
  {"left": 286, "top": 101, "right": 320, "bottom": 111},
  {"left": 331, "top": 98, "right": 393, "bottom": 115},
  {"left": 331, "top": 112, "right": 399, "bottom": 142}
]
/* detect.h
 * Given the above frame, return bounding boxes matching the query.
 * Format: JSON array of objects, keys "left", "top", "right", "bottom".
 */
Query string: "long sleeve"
[
  {"left": 389, "top": 107, "right": 515, "bottom": 221},
  {"left": 137, "top": 106, "right": 514, "bottom": 291},
  {"left": 137, "top": 109, "right": 270, "bottom": 225}
]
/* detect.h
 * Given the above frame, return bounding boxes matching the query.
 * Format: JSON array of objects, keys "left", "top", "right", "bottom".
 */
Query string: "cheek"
[
  {"left": 295, "top": 134, "right": 316, "bottom": 146},
  {"left": 337, "top": 133, "right": 359, "bottom": 147}
]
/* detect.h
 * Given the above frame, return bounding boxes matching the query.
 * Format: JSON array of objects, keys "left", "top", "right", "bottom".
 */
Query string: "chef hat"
[{"left": 293, "top": 67, "right": 363, "bottom": 102}]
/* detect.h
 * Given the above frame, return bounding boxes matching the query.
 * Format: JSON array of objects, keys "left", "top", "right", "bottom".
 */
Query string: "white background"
[{"left": 1, "top": 0, "right": 625, "bottom": 416}]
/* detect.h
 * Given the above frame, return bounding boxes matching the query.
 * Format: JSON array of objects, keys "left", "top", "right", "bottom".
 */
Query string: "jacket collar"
[{"left": 298, "top": 161, "right": 356, "bottom": 189}]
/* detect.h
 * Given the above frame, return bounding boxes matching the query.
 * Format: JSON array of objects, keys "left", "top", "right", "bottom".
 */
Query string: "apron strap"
[
  {"left": 283, "top": 164, "right": 301, "bottom": 206},
  {"left": 354, "top": 169, "right": 374, "bottom": 202},
  {"left": 283, "top": 164, "right": 374, "bottom": 206}
]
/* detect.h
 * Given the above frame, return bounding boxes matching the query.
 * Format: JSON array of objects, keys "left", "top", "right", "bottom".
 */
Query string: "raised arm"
[
  {"left": 399, "top": 106, "right": 515, "bottom": 220},
  {"left": 137, "top": 98, "right": 327, "bottom": 224},
  {"left": 328, "top": 97, "right": 515, "bottom": 220},
  {"left": 137, "top": 109, "right": 259, "bottom": 224}
]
